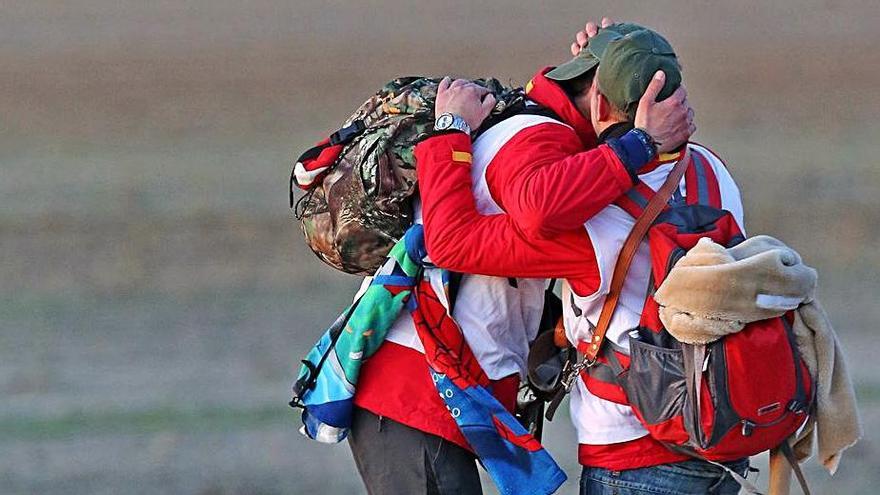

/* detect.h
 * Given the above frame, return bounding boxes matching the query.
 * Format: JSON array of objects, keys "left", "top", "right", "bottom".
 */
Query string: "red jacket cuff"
[{"left": 415, "top": 132, "right": 474, "bottom": 164}]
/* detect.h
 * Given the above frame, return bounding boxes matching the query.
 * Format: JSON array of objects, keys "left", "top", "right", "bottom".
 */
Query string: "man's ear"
[
  {"left": 595, "top": 91, "right": 613, "bottom": 122},
  {"left": 588, "top": 77, "right": 613, "bottom": 122},
  {"left": 586, "top": 78, "right": 600, "bottom": 122}
]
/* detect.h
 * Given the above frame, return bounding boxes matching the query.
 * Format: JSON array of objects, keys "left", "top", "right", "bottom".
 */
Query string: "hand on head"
[
  {"left": 568, "top": 19, "right": 696, "bottom": 152},
  {"left": 634, "top": 72, "right": 695, "bottom": 153},
  {"left": 570, "top": 17, "right": 614, "bottom": 56},
  {"left": 435, "top": 77, "right": 497, "bottom": 132}
]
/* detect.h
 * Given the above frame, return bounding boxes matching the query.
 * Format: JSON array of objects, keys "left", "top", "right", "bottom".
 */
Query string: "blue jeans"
[{"left": 580, "top": 458, "right": 750, "bottom": 495}]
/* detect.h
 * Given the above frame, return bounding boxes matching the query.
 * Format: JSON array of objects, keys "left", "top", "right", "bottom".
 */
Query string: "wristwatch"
[{"left": 434, "top": 113, "right": 471, "bottom": 135}]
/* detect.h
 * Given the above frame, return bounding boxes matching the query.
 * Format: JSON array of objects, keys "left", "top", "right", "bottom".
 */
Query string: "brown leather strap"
[
  {"left": 780, "top": 440, "right": 812, "bottom": 495},
  {"left": 580, "top": 148, "right": 693, "bottom": 362}
]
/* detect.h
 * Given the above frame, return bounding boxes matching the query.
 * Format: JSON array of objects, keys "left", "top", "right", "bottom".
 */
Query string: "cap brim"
[
  {"left": 545, "top": 29, "right": 625, "bottom": 82},
  {"left": 545, "top": 56, "right": 599, "bottom": 81}
]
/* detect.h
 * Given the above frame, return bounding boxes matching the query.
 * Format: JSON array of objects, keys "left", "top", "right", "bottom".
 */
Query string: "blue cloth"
[{"left": 431, "top": 372, "right": 567, "bottom": 495}]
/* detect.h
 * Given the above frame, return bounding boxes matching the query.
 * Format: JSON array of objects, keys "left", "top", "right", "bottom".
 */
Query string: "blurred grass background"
[{"left": 1, "top": 1, "right": 878, "bottom": 493}]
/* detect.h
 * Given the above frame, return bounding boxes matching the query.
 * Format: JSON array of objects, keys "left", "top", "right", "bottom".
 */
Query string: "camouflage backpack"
[{"left": 291, "top": 76, "right": 525, "bottom": 275}]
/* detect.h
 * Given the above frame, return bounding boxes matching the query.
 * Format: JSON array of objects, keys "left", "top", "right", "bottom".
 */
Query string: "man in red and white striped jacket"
[
  {"left": 346, "top": 20, "right": 695, "bottom": 495},
  {"left": 415, "top": 24, "right": 749, "bottom": 495}
]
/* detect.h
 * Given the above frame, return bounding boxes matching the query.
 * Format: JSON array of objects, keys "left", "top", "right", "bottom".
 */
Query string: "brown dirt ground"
[{"left": 1, "top": 1, "right": 878, "bottom": 493}]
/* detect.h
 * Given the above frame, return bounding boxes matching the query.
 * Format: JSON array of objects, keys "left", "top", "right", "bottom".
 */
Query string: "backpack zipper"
[{"left": 740, "top": 401, "right": 808, "bottom": 437}]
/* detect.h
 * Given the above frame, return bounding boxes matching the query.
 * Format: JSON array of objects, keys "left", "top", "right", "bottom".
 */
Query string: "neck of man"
[{"left": 595, "top": 120, "right": 633, "bottom": 144}]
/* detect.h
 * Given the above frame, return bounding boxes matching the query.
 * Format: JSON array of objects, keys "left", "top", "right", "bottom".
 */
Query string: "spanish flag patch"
[{"left": 452, "top": 151, "right": 473, "bottom": 164}]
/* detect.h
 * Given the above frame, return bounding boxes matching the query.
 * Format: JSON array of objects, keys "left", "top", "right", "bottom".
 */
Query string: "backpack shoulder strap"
[
  {"left": 613, "top": 147, "right": 702, "bottom": 218},
  {"left": 577, "top": 148, "right": 693, "bottom": 362},
  {"left": 613, "top": 180, "right": 662, "bottom": 219},
  {"left": 547, "top": 150, "right": 693, "bottom": 420},
  {"left": 473, "top": 99, "right": 563, "bottom": 138},
  {"left": 684, "top": 147, "right": 723, "bottom": 208},
  {"left": 518, "top": 102, "right": 563, "bottom": 121}
]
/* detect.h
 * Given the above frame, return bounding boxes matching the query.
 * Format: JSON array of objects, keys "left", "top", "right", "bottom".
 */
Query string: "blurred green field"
[{"left": 1, "top": 1, "right": 878, "bottom": 493}]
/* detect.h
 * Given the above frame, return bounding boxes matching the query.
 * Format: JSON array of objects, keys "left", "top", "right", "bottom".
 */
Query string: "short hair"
[{"left": 596, "top": 80, "right": 638, "bottom": 122}]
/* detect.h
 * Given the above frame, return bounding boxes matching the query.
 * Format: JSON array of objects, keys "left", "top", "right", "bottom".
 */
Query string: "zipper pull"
[{"left": 741, "top": 420, "right": 755, "bottom": 437}]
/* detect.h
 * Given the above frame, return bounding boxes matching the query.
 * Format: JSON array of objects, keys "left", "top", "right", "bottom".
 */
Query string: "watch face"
[{"left": 436, "top": 114, "right": 453, "bottom": 130}]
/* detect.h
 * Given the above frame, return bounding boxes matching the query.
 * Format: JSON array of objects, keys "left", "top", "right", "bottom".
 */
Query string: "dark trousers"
[
  {"left": 348, "top": 407, "right": 482, "bottom": 495},
  {"left": 580, "top": 458, "right": 750, "bottom": 495}
]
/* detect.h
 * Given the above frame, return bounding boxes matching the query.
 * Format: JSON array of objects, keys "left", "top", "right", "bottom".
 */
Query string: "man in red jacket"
[
  {"left": 346, "top": 21, "right": 696, "bottom": 495},
  {"left": 415, "top": 24, "right": 749, "bottom": 494}
]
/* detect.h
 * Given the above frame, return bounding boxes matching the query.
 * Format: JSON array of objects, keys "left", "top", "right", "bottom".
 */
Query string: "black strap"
[
  {"left": 474, "top": 100, "right": 563, "bottom": 139},
  {"left": 290, "top": 292, "right": 364, "bottom": 408},
  {"left": 544, "top": 349, "right": 576, "bottom": 421},
  {"left": 783, "top": 316, "right": 809, "bottom": 412},
  {"left": 473, "top": 96, "right": 525, "bottom": 138},
  {"left": 530, "top": 279, "right": 565, "bottom": 421},
  {"left": 330, "top": 120, "right": 367, "bottom": 146},
  {"left": 518, "top": 104, "right": 563, "bottom": 122},
  {"left": 289, "top": 169, "right": 298, "bottom": 209},
  {"left": 447, "top": 272, "right": 464, "bottom": 313},
  {"left": 293, "top": 120, "right": 367, "bottom": 166},
  {"left": 544, "top": 382, "right": 567, "bottom": 421}
]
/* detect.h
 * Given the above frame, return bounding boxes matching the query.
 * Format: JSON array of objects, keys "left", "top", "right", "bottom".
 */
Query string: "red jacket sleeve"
[
  {"left": 415, "top": 132, "right": 600, "bottom": 295},
  {"left": 484, "top": 122, "right": 634, "bottom": 238}
]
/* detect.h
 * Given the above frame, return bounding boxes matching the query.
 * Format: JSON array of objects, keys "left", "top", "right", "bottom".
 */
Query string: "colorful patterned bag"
[{"left": 291, "top": 77, "right": 525, "bottom": 274}]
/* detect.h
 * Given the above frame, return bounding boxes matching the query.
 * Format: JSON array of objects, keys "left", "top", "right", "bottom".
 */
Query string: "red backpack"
[{"left": 572, "top": 147, "right": 813, "bottom": 472}]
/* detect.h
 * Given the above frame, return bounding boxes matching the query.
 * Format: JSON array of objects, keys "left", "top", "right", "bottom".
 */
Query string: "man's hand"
[
  {"left": 634, "top": 71, "right": 696, "bottom": 153},
  {"left": 435, "top": 77, "right": 497, "bottom": 132},
  {"left": 570, "top": 17, "right": 614, "bottom": 56}
]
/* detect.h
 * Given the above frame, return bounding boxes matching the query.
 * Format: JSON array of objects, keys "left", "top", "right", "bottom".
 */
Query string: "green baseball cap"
[
  {"left": 596, "top": 28, "right": 681, "bottom": 114},
  {"left": 546, "top": 24, "right": 682, "bottom": 114},
  {"left": 545, "top": 22, "right": 646, "bottom": 82}
]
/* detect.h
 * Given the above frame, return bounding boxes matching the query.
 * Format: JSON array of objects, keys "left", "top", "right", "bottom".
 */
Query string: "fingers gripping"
[
  {"left": 480, "top": 94, "right": 497, "bottom": 115},
  {"left": 572, "top": 17, "right": 615, "bottom": 54},
  {"left": 449, "top": 78, "right": 468, "bottom": 89},
  {"left": 585, "top": 21, "right": 599, "bottom": 38},
  {"left": 640, "top": 71, "right": 667, "bottom": 105}
]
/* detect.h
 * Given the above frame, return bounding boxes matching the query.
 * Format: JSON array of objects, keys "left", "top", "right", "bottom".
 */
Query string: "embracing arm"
[
  {"left": 415, "top": 131, "right": 599, "bottom": 287},
  {"left": 485, "top": 81, "right": 693, "bottom": 238},
  {"left": 485, "top": 122, "right": 635, "bottom": 238}
]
